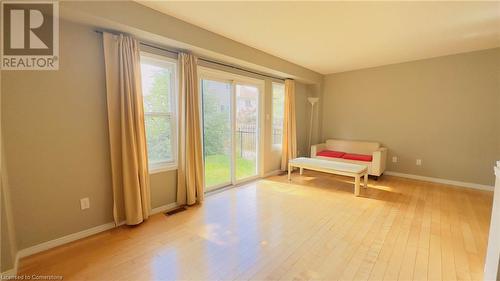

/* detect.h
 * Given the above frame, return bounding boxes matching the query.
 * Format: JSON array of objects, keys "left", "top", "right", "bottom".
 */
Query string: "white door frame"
[{"left": 198, "top": 66, "right": 265, "bottom": 191}]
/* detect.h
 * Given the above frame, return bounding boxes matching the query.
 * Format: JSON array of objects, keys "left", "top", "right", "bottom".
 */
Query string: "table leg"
[
  {"left": 288, "top": 164, "right": 292, "bottom": 181},
  {"left": 355, "top": 176, "right": 360, "bottom": 196},
  {"left": 364, "top": 173, "right": 368, "bottom": 188},
  {"left": 300, "top": 167, "right": 304, "bottom": 175}
]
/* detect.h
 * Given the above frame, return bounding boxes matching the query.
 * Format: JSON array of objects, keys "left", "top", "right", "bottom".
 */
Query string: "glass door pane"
[
  {"left": 201, "top": 79, "right": 232, "bottom": 190},
  {"left": 235, "top": 84, "right": 259, "bottom": 181}
]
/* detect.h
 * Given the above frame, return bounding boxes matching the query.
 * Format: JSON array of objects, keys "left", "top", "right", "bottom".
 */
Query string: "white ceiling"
[{"left": 138, "top": 1, "right": 500, "bottom": 74}]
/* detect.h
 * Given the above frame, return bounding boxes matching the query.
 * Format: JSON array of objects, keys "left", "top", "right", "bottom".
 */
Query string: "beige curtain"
[
  {"left": 281, "top": 79, "right": 297, "bottom": 171},
  {"left": 102, "top": 32, "right": 151, "bottom": 225},
  {"left": 177, "top": 53, "right": 205, "bottom": 206}
]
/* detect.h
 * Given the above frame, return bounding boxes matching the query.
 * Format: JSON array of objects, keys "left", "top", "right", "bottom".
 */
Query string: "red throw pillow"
[
  {"left": 342, "top": 153, "right": 373, "bottom": 162},
  {"left": 317, "top": 150, "right": 345, "bottom": 158}
]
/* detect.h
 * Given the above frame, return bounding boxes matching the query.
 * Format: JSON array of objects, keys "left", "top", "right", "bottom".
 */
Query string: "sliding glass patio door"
[
  {"left": 235, "top": 84, "right": 259, "bottom": 181},
  {"left": 200, "top": 71, "right": 261, "bottom": 192},
  {"left": 201, "top": 79, "right": 232, "bottom": 190}
]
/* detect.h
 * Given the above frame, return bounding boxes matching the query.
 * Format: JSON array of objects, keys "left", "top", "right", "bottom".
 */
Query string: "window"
[
  {"left": 140, "top": 53, "right": 177, "bottom": 172},
  {"left": 272, "top": 82, "right": 285, "bottom": 146}
]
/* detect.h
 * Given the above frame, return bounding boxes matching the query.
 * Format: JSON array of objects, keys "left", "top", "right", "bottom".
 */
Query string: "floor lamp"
[{"left": 307, "top": 97, "right": 319, "bottom": 156}]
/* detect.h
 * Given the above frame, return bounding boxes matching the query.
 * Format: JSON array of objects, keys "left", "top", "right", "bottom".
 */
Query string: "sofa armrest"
[
  {"left": 311, "top": 143, "right": 326, "bottom": 157},
  {"left": 371, "top": 147, "right": 388, "bottom": 176}
]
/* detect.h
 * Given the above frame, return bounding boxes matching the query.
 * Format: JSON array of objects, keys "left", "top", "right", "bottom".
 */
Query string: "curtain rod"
[{"left": 94, "top": 30, "right": 286, "bottom": 82}]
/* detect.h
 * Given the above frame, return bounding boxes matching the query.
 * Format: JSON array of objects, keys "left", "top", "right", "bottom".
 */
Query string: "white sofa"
[{"left": 311, "top": 139, "right": 387, "bottom": 177}]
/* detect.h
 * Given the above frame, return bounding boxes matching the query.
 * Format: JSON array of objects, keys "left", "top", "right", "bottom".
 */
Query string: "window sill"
[{"left": 149, "top": 164, "right": 178, "bottom": 175}]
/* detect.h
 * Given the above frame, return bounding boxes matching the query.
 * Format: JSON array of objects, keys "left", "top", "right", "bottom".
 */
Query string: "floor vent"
[{"left": 164, "top": 206, "right": 187, "bottom": 216}]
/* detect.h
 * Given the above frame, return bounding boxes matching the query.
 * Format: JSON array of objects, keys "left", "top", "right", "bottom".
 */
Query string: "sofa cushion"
[
  {"left": 342, "top": 153, "right": 373, "bottom": 162},
  {"left": 317, "top": 150, "right": 345, "bottom": 158}
]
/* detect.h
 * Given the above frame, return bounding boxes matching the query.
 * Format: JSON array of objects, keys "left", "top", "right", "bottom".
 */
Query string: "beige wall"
[
  {"left": 262, "top": 80, "right": 280, "bottom": 173},
  {"left": 322, "top": 48, "right": 500, "bottom": 186},
  {"left": 295, "top": 83, "right": 310, "bottom": 157},
  {"left": 1, "top": 199, "right": 13, "bottom": 272},
  {"left": 1, "top": 42, "right": 17, "bottom": 274},
  {"left": 1, "top": 182, "right": 16, "bottom": 272},
  {"left": 150, "top": 171, "right": 176, "bottom": 209},
  {"left": 1, "top": 21, "right": 178, "bottom": 250},
  {"left": 295, "top": 83, "right": 323, "bottom": 157},
  {"left": 3, "top": 21, "right": 112, "bottom": 249}
]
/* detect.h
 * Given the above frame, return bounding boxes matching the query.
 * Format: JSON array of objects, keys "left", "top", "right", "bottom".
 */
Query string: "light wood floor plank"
[
  {"left": 412, "top": 183, "right": 432, "bottom": 281},
  {"left": 17, "top": 172, "right": 492, "bottom": 281},
  {"left": 440, "top": 185, "right": 458, "bottom": 281},
  {"left": 339, "top": 189, "right": 396, "bottom": 280},
  {"left": 397, "top": 182, "right": 425, "bottom": 281},
  {"left": 426, "top": 186, "right": 442, "bottom": 281},
  {"left": 383, "top": 182, "right": 421, "bottom": 280},
  {"left": 450, "top": 188, "right": 474, "bottom": 281},
  {"left": 368, "top": 180, "right": 416, "bottom": 280},
  {"left": 353, "top": 189, "right": 401, "bottom": 280}
]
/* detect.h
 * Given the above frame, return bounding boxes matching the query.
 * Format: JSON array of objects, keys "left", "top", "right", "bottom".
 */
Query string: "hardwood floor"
[{"left": 18, "top": 172, "right": 493, "bottom": 280}]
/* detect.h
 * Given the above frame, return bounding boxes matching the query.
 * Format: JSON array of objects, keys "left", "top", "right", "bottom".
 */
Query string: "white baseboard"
[
  {"left": 384, "top": 171, "right": 494, "bottom": 191},
  {"left": 1, "top": 263, "right": 17, "bottom": 277},
  {"left": 6, "top": 222, "right": 118, "bottom": 276},
  {"left": 0, "top": 247, "right": 19, "bottom": 276},
  {"left": 17, "top": 221, "right": 118, "bottom": 259},
  {"left": 151, "top": 202, "right": 179, "bottom": 215},
  {"left": 15, "top": 202, "right": 179, "bottom": 261},
  {"left": 9, "top": 253, "right": 19, "bottom": 276}
]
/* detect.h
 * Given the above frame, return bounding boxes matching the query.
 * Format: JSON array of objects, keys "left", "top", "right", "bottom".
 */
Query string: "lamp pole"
[{"left": 307, "top": 97, "right": 319, "bottom": 156}]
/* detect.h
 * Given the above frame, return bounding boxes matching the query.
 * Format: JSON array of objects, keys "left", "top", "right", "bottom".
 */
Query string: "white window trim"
[
  {"left": 140, "top": 51, "right": 179, "bottom": 174},
  {"left": 271, "top": 81, "right": 285, "bottom": 151},
  {"left": 149, "top": 161, "right": 178, "bottom": 174}
]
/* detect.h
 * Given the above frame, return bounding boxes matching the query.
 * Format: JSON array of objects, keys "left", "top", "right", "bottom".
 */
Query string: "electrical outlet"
[
  {"left": 392, "top": 156, "right": 398, "bottom": 163},
  {"left": 416, "top": 159, "right": 422, "bottom": 166},
  {"left": 80, "top": 197, "right": 90, "bottom": 210}
]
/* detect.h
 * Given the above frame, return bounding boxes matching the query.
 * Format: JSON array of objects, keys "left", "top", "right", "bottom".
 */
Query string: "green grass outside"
[{"left": 204, "top": 154, "right": 256, "bottom": 187}]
